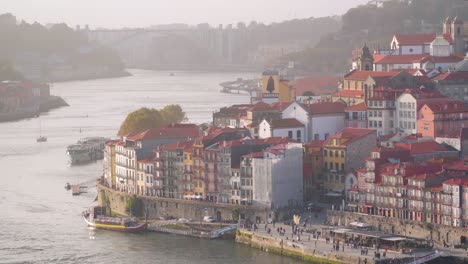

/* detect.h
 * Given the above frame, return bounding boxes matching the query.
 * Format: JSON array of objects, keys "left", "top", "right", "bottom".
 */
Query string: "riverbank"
[
  {"left": 0, "top": 95, "right": 68, "bottom": 123},
  {"left": 50, "top": 69, "right": 131, "bottom": 83}
]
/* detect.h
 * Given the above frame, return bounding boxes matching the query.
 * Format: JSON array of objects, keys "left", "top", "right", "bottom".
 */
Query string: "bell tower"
[
  {"left": 359, "top": 44, "right": 374, "bottom": 71},
  {"left": 452, "top": 16, "right": 464, "bottom": 54}
]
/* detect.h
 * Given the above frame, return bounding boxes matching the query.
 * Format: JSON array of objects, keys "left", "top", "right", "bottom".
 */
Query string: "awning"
[
  {"left": 333, "top": 228, "right": 352, "bottom": 234},
  {"left": 350, "top": 222, "right": 371, "bottom": 228},
  {"left": 381, "top": 237, "right": 407, "bottom": 242}
]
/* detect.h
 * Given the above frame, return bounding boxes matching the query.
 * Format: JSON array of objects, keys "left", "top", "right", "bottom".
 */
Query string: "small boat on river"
[{"left": 82, "top": 206, "right": 146, "bottom": 232}]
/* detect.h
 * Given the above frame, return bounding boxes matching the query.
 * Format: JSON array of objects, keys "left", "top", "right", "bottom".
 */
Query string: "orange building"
[{"left": 417, "top": 100, "right": 468, "bottom": 138}]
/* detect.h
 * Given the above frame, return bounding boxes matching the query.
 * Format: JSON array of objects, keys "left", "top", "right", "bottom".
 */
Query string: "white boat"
[{"left": 66, "top": 137, "right": 108, "bottom": 165}]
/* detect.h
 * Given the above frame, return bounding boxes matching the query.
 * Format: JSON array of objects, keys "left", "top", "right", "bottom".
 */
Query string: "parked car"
[{"left": 203, "top": 216, "right": 216, "bottom": 223}]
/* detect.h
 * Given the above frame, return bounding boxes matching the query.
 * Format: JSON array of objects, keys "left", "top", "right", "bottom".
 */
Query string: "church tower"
[
  {"left": 358, "top": 44, "right": 374, "bottom": 71},
  {"left": 451, "top": 16, "right": 465, "bottom": 54},
  {"left": 443, "top": 16, "right": 453, "bottom": 35}
]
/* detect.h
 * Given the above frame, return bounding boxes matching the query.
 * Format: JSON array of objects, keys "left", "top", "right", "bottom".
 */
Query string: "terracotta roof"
[
  {"left": 443, "top": 177, "right": 468, "bottom": 186},
  {"left": 419, "top": 54, "right": 464, "bottom": 63},
  {"left": 325, "top": 128, "right": 376, "bottom": 146},
  {"left": 243, "top": 151, "right": 264, "bottom": 158},
  {"left": 305, "top": 140, "right": 325, "bottom": 148},
  {"left": 253, "top": 137, "right": 296, "bottom": 145},
  {"left": 270, "top": 102, "right": 292, "bottom": 111},
  {"left": 344, "top": 70, "right": 399, "bottom": 81},
  {"left": 128, "top": 124, "right": 201, "bottom": 141},
  {"left": 432, "top": 71, "right": 468, "bottom": 81},
  {"left": 394, "top": 33, "right": 453, "bottom": 45},
  {"left": 270, "top": 118, "right": 304, "bottom": 129},
  {"left": 105, "top": 139, "right": 120, "bottom": 146},
  {"left": 394, "top": 141, "right": 448, "bottom": 155},
  {"left": 345, "top": 102, "right": 367, "bottom": 111},
  {"left": 138, "top": 154, "right": 156, "bottom": 163},
  {"left": 444, "top": 159, "right": 468, "bottom": 172},
  {"left": 422, "top": 100, "right": 468, "bottom": 114},
  {"left": 333, "top": 89, "right": 364, "bottom": 98},
  {"left": 375, "top": 54, "right": 428, "bottom": 65},
  {"left": 294, "top": 76, "right": 339, "bottom": 95},
  {"left": 302, "top": 102, "right": 346, "bottom": 114}
]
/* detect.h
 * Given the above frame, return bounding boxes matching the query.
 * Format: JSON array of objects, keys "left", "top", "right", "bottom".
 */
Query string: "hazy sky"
[{"left": 3, "top": 0, "right": 369, "bottom": 29}]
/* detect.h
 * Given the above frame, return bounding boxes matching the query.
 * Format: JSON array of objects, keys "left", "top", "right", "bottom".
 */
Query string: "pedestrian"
[{"left": 342, "top": 244, "right": 344, "bottom": 252}]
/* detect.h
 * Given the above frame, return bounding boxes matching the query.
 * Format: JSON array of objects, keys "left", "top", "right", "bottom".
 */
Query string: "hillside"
[
  {"left": 0, "top": 13, "right": 126, "bottom": 82},
  {"left": 284, "top": 0, "right": 468, "bottom": 74}
]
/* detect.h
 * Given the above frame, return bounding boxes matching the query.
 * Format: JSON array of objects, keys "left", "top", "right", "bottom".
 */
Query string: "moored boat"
[
  {"left": 67, "top": 137, "right": 108, "bottom": 165},
  {"left": 82, "top": 206, "right": 146, "bottom": 232}
]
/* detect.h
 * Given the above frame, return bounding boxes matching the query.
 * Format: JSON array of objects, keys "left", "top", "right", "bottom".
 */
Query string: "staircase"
[
  {"left": 210, "top": 224, "right": 238, "bottom": 238},
  {"left": 405, "top": 251, "right": 441, "bottom": 264}
]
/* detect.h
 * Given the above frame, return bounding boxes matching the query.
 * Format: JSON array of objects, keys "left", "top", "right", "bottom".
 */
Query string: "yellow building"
[
  {"left": 192, "top": 138, "right": 206, "bottom": 199},
  {"left": 183, "top": 141, "right": 194, "bottom": 196},
  {"left": 304, "top": 140, "right": 324, "bottom": 201},
  {"left": 322, "top": 128, "right": 377, "bottom": 193},
  {"left": 261, "top": 70, "right": 295, "bottom": 104}
]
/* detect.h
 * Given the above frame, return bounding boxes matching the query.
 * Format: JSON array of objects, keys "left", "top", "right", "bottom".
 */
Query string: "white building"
[
  {"left": 258, "top": 118, "right": 305, "bottom": 142},
  {"left": 395, "top": 92, "right": 419, "bottom": 135},
  {"left": 282, "top": 101, "right": 345, "bottom": 141},
  {"left": 252, "top": 143, "right": 303, "bottom": 209}
]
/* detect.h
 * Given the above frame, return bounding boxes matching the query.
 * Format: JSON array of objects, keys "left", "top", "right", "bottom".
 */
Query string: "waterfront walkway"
[{"left": 241, "top": 216, "right": 436, "bottom": 264}]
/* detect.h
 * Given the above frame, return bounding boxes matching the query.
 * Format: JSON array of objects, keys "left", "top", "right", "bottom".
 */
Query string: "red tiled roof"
[
  {"left": 294, "top": 76, "right": 339, "bottom": 95},
  {"left": 305, "top": 140, "right": 325, "bottom": 148},
  {"left": 345, "top": 102, "right": 367, "bottom": 111},
  {"left": 443, "top": 177, "right": 468, "bottom": 186},
  {"left": 344, "top": 70, "right": 399, "bottom": 81},
  {"left": 270, "top": 118, "right": 304, "bottom": 129},
  {"left": 325, "top": 128, "right": 376, "bottom": 146},
  {"left": 128, "top": 124, "right": 201, "bottom": 141},
  {"left": 419, "top": 54, "right": 464, "bottom": 63},
  {"left": 302, "top": 102, "right": 346, "bottom": 114},
  {"left": 138, "top": 153, "right": 156, "bottom": 163},
  {"left": 422, "top": 100, "right": 468, "bottom": 114},
  {"left": 333, "top": 89, "right": 364, "bottom": 98},
  {"left": 253, "top": 137, "right": 296, "bottom": 145},
  {"left": 105, "top": 139, "right": 120, "bottom": 146},
  {"left": 375, "top": 54, "right": 428, "bottom": 64},
  {"left": 432, "top": 71, "right": 468, "bottom": 81},
  {"left": 394, "top": 141, "right": 448, "bottom": 155},
  {"left": 243, "top": 151, "right": 264, "bottom": 158},
  {"left": 394, "top": 33, "right": 453, "bottom": 45},
  {"left": 270, "top": 101, "right": 292, "bottom": 112}
]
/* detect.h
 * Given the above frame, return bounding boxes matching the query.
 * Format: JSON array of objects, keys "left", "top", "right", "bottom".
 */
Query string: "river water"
[{"left": 0, "top": 70, "right": 300, "bottom": 264}]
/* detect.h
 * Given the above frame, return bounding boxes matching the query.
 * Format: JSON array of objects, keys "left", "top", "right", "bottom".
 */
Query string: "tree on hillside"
[{"left": 118, "top": 105, "right": 187, "bottom": 136}]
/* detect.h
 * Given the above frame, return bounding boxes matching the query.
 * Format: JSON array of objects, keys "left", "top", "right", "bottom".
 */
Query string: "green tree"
[
  {"left": 118, "top": 105, "right": 187, "bottom": 136},
  {"left": 231, "top": 208, "right": 239, "bottom": 221},
  {"left": 160, "top": 104, "right": 187, "bottom": 124}
]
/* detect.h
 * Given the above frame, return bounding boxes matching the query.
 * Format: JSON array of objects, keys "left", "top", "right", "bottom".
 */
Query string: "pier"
[{"left": 219, "top": 78, "right": 261, "bottom": 94}]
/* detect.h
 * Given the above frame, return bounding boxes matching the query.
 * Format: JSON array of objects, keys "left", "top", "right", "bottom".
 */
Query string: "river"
[{"left": 0, "top": 70, "right": 300, "bottom": 264}]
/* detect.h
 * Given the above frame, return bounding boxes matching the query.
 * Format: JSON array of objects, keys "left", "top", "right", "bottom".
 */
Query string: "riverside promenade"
[{"left": 236, "top": 217, "right": 436, "bottom": 264}]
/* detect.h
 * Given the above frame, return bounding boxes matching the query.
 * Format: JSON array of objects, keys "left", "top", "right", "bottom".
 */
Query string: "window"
[
  {"left": 341, "top": 151, "right": 344, "bottom": 158},
  {"left": 390, "top": 120, "right": 394, "bottom": 128},
  {"left": 314, "top": 134, "right": 319, "bottom": 141},
  {"left": 341, "top": 163, "right": 344, "bottom": 171},
  {"left": 296, "top": 130, "right": 301, "bottom": 141},
  {"left": 369, "top": 111, "right": 373, "bottom": 117},
  {"left": 324, "top": 150, "right": 328, "bottom": 157},
  {"left": 378, "top": 111, "right": 382, "bottom": 117},
  {"left": 335, "top": 151, "right": 338, "bottom": 157},
  {"left": 335, "top": 163, "right": 339, "bottom": 170},
  {"left": 378, "top": 121, "right": 382, "bottom": 128},
  {"left": 324, "top": 162, "right": 328, "bottom": 170},
  {"left": 288, "top": 131, "right": 293, "bottom": 138}
]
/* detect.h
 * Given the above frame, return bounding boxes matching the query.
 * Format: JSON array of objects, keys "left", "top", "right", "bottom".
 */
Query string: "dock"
[{"left": 219, "top": 78, "right": 261, "bottom": 94}]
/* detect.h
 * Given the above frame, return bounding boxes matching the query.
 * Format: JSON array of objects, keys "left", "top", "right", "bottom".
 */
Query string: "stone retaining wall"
[
  {"left": 328, "top": 211, "right": 468, "bottom": 246},
  {"left": 97, "top": 184, "right": 271, "bottom": 223},
  {"left": 236, "top": 229, "right": 366, "bottom": 264}
]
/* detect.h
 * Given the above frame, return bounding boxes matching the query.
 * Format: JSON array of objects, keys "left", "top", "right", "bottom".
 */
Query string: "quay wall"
[
  {"left": 328, "top": 211, "right": 468, "bottom": 246},
  {"left": 236, "top": 229, "right": 364, "bottom": 264},
  {"left": 97, "top": 183, "right": 271, "bottom": 223}
]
